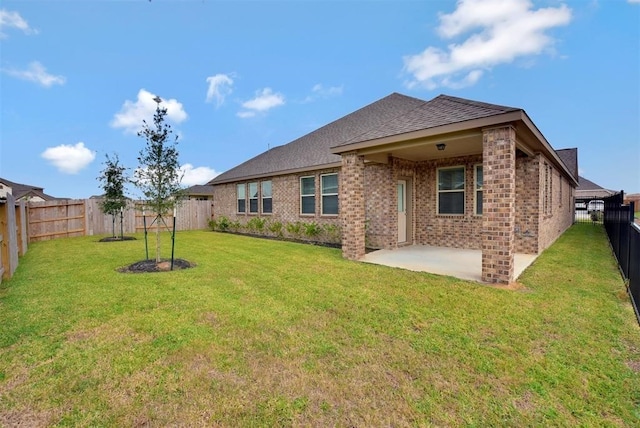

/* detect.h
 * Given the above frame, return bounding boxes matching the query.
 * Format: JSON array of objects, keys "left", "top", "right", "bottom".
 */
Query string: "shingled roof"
[
  {"left": 336, "top": 94, "right": 520, "bottom": 147},
  {"left": 0, "top": 177, "right": 57, "bottom": 201},
  {"left": 209, "top": 93, "right": 524, "bottom": 185},
  {"left": 555, "top": 148, "right": 578, "bottom": 182},
  {"left": 576, "top": 176, "right": 615, "bottom": 199}
]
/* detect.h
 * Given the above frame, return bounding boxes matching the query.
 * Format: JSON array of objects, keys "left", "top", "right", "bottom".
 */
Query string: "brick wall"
[
  {"left": 537, "top": 155, "right": 574, "bottom": 252},
  {"left": 212, "top": 146, "right": 573, "bottom": 264},
  {"left": 341, "top": 152, "right": 366, "bottom": 259},
  {"left": 212, "top": 168, "right": 341, "bottom": 243},
  {"left": 481, "top": 126, "right": 516, "bottom": 284},
  {"left": 363, "top": 155, "right": 483, "bottom": 250},
  {"left": 364, "top": 162, "right": 398, "bottom": 249},
  {"left": 417, "top": 155, "right": 484, "bottom": 249},
  {"left": 514, "top": 153, "right": 540, "bottom": 254}
]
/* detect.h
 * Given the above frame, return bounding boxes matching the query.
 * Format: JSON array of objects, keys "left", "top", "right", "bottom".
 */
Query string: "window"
[
  {"left": 261, "top": 181, "right": 272, "bottom": 214},
  {"left": 559, "top": 175, "right": 563, "bottom": 207},
  {"left": 300, "top": 176, "right": 315, "bottom": 215},
  {"left": 438, "top": 167, "right": 465, "bottom": 215},
  {"left": 475, "top": 165, "right": 483, "bottom": 215},
  {"left": 248, "top": 182, "right": 259, "bottom": 213},
  {"left": 544, "top": 163, "right": 552, "bottom": 216},
  {"left": 321, "top": 173, "right": 339, "bottom": 215},
  {"left": 237, "top": 183, "right": 246, "bottom": 213}
]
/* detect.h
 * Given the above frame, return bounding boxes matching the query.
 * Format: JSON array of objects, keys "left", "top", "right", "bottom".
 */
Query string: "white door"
[{"left": 397, "top": 180, "right": 407, "bottom": 243}]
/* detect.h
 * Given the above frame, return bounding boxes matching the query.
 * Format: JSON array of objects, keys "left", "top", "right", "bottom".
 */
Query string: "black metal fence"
[
  {"left": 603, "top": 192, "right": 639, "bottom": 323},
  {"left": 575, "top": 198, "right": 605, "bottom": 223}
]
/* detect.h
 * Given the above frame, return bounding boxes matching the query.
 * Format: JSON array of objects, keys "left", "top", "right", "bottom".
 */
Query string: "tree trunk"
[{"left": 156, "top": 215, "right": 161, "bottom": 263}]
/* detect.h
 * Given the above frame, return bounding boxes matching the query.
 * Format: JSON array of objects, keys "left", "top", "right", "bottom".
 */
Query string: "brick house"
[{"left": 209, "top": 93, "right": 578, "bottom": 284}]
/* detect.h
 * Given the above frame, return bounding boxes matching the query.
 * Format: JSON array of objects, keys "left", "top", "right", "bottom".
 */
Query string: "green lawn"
[{"left": 1, "top": 224, "right": 638, "bottom": 426}]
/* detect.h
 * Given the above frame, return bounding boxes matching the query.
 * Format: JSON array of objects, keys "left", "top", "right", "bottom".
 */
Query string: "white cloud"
[
  {"left": 41, "top": 142, "right": 96, "bottom": 174},
  {"left": 303, "top": 83, "right": 344, "bottom": 103},
  {"left": 312, "top": 83, "right": 343, "bottom": 97},
  {"left": 2, "top": 61, "right": 65, "bottom": 87},
  {"left": 237, "top": 88, "right": 285, "bottom": 118},
  {"left": 180, "top": 164, "right": 220, "bottom": 186},
  {"left": 205, "top": 73, "right": 234, "bottom": 107},
  {"left": 629, "top": 0, "right": 640, "bottom": 4},
  {"left": 403, "top": 0, "right": 572, "bottom": 89},
  {"left": 236, "top": 111, "right": 256, "bottom": 118},
  {"left": 111, "top": 89, "right": 188, "bottom": 134},
  {"left": 0, "top": 9, "right": 38, "bottom": 38}
]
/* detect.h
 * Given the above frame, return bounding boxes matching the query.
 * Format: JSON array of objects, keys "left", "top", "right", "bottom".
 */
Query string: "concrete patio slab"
[{"left": 362, "top": 245, "right": 538, "bottom": 283}]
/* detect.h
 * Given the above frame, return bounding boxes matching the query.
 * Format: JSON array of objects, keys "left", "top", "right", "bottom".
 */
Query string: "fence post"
[{"left": 0, "top": 193, "right": 19, "bottom": 281}]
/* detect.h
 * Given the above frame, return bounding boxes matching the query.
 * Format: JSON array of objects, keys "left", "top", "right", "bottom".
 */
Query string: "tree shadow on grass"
[
  {"left": 118, "top": 258, "right": 194, "bottom": 273},
  {"left": 99, "top": 236, "right": 137, "bottom": 242}
]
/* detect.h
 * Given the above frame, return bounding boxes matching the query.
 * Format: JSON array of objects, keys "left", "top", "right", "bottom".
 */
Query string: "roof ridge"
[
  {"left": 435, "top": 94, "right": 520, "bottom": 112},
  {"left": 339, "top": 93, "right": 429, "bottom": 145}
]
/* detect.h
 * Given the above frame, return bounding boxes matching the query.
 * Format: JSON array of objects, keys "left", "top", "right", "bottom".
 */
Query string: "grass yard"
[{"left": 1, "top": 224, "right": 638, "bottom": 426}]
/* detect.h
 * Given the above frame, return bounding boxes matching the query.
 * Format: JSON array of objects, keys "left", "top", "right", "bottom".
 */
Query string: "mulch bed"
[
  {"left": 118, "top": 258, "right": 194, "bottom": 273},
  {"left": 99, "top": 236, "right": 137, "bottom": 242}
]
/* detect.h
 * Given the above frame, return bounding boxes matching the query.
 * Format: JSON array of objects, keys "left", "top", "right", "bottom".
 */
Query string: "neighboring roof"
[
  {"left": 555, "top": 148, "right": 578, "bottom": 182},
  {"left": 210, "top": 93, "right": 427, "bottom": 184},
  {"left": 186, "top": 184, "right": 214, "bottom": 195},
  {"left": 576, "top": 176, "right": 615, "bottom": 198},
  {"left": 0, "top": 177, "right": 57, "bottom": 201}
]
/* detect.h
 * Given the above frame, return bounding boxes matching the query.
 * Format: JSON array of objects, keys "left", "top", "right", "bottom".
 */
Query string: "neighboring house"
[
  {"left": 575, "top": 176, "right": 615, "bottom": 200},
  {"left": 209, "top": 93, "right": 578, "bottom": 284},
  {"left": 624, "top": 193, "right": 640, "bottom": 210},
  {"left": 0, "top": 177, "right": 57, "bottom": 202},
  {"left": 185, "top": 185, "right": 215, "bottom": 201}
]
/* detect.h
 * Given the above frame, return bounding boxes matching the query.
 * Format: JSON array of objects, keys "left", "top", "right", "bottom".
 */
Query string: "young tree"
[
  {"left": 97, "top": 153, "right": 128, "bottom": 239},
  {"left": 134, "top": 96, "right": 183, "bottom": 262}
]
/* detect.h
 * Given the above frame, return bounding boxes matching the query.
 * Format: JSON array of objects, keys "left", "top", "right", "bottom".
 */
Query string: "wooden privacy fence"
[
  {"left": 28, "top": 199, "right": 213, "bottom": 243},
  {"left": 0, "top": 193, "right": 28, "bottom": 282}
]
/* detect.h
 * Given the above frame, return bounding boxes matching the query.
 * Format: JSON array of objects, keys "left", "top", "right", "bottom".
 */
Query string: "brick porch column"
[
  {"left": 340, "top": 151, "right": 366, "bottom": 260},
  {"left": 482, "top": 126, "right": 516, "bottom": 284}
]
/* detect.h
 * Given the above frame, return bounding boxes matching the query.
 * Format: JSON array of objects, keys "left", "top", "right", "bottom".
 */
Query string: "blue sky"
[{"left": 1, "top": 0, "right": 638, "bottom": 199}]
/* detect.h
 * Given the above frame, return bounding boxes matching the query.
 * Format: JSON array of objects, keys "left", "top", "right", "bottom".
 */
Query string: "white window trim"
[
  {"left": 436, "top": 166, "right": 465, "bottom": 216},
  {"left": 236, "top": 183, "right": 246, "bottom": 214},
  {"left": 300, "top": 175, "right": 315, "bottom": 216},
  {"left": 320, "top": 173, "right": 339, "bottom": 216},
  {"left": 261, "top": 180, "right": 272, "bottom": 215},
  {"left": 474, "top": 164, "right": 483, "bottom": 216},
  {"left": 248, "top": 182, "right": 259, "bottom": 214}
]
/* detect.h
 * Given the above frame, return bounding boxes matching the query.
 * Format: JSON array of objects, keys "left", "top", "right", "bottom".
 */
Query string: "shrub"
[
  {"left": 303, "top": 222, "right": 322, "bottom": 238},
  {"left": 229, "top": 220, "right": 242, "bottom": 232},
  {"left": 286, "top": 221, "right": 303, "bottom": 239},
  {"left": 323, "top": 223, "right": 341, "bottom": 243},
  {"left": 208, "top": 218, "right": 218, "bottom": 231},
  {"left": 247, "top": 217, "right": 267, "bottom": 233},
  {"left": 214, "top": 216, "right": 231, "bottom": 232},
  {"left": 268, "top": 221, "right": 284, "bottom": 237}
]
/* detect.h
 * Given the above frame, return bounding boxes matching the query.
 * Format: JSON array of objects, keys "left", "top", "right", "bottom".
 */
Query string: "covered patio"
[{"left": 362, "top": 245, "right": 538, "bottom": 283}]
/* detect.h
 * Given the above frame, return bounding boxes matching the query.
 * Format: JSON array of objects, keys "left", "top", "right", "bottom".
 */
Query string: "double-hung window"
[
  {"left": 248, "top": 182, "right": 259, "bottom": 213},
  {"left": 321, "top": 173, "right": 338, "bottom": 215},
  {"left": 261, "top": 181, "right": 272, "bottom": 214},
  {"left": 300, "top": 176, "right": 315, "bottom": 215},
  {"left": 237, "top": 184, "right": 246, "bottom": 213},
  {"left": 438, "top": 166, "right": 465, "bottom": 215},
  {"left": 474, "top": 165, "right": 483, "bottom": 215}
]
